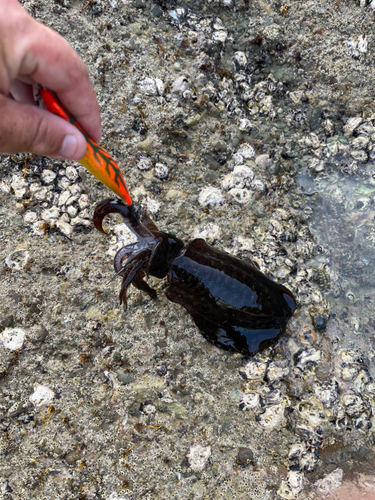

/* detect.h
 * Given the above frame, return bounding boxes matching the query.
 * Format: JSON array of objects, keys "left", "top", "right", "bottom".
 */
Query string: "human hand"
[{"left": 0, "top": 0, "right": 101, "bottom": 160}]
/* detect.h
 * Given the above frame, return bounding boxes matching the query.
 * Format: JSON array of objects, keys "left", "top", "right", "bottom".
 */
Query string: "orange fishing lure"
[{"left": 39, "top": 89, "right": 132, "bottom": 206}]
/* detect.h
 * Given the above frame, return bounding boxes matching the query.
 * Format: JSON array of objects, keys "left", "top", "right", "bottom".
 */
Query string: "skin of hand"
[{"left": 0, "top": 0, "right": 101, "bottom": 160}]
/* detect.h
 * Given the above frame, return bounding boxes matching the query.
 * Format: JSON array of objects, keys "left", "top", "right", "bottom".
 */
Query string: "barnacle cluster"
[
  {"left": 1, "top": 0, "right": 375, "bottom": 497},
  {"left": 0, "top": 157, "right": 91, "bottom": 238}
]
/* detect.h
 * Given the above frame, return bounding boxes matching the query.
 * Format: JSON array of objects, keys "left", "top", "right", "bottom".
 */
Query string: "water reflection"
[{"left": 298, "top": 172, "right": 375, "bottom": 376}]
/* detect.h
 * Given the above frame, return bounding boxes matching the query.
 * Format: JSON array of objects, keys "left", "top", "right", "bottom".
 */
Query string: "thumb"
[{"left": 0, "top": 94, "right": 87, "bottom": 160}]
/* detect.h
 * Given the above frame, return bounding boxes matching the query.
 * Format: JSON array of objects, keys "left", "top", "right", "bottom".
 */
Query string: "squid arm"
[{"left": 39, "top": 88, "right": 132, "bottom": 206}]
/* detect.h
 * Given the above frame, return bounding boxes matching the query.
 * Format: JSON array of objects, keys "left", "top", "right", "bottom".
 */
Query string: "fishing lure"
[
  {"left": 93, "top": 198, "right": 297, "bottom": 356},
  {"left": 39, "top": 88, "right": 132, "bottom": 206}
]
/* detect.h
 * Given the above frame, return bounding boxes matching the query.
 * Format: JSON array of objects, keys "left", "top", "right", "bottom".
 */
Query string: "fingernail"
[{"left": 59, "top": 134, "right": 79, "bottom": 159}]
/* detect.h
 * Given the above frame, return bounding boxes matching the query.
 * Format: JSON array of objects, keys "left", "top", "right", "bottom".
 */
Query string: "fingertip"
[{"left": 56, "top": 133, "right": 87, "bottom": 160}]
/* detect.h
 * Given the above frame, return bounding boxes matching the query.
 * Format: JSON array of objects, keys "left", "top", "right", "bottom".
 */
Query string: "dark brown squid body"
[{"left": 94, "top": 199, "right": 296, "bottom": 356}]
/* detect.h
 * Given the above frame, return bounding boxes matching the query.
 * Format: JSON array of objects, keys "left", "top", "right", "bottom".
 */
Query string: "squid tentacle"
[
  {"left": 146, "top": 238, "right": 163, "bottom": 276},
  {"left": 93, "top": 199, "right": 152, "bottom": 239},
  {"left": 94, "top": 198, "right": 164, "bottom": 303},
  {"left": 139, "top": 211, "right": 159, "bottom": 232},
  {"left": 132, "top": 272, "right": 157, "bottom": 298},
  {"left": 118, "top": 249, "right": 151, "bottom": 307},
  {"left": 114, "top": 243, "right": 138, "bottom": 275}
]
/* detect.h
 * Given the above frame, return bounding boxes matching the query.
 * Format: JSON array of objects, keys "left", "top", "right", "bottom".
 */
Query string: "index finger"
[{"left": 20, "top": 16, "right": 102, "bottom": 141}]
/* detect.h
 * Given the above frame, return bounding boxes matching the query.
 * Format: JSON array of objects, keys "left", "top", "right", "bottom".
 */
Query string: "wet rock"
[
  {"left": 0, "top": 0, "right": 374, "bottom": 496},
  {"left": 32, "top": 326, "right": 48, "bottom": 344},
  {"left": 166, "top": 189, "right": 185, "bottom": 200},
  {"left": 185, "top": 113, "right": 203, "bottom": 127},
  {"left": 0, "top": 315, "right": 15, "bottom": 331}
]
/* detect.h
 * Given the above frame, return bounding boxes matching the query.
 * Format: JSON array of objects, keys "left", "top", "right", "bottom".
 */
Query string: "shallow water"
[{"left": 298, "top": 171, "right": 375, "bottom": 376}]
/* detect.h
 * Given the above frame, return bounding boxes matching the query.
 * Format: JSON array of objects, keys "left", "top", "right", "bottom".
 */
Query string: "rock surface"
[{"left": 1, "top": 0, "right": 375, "bottom": 498}]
